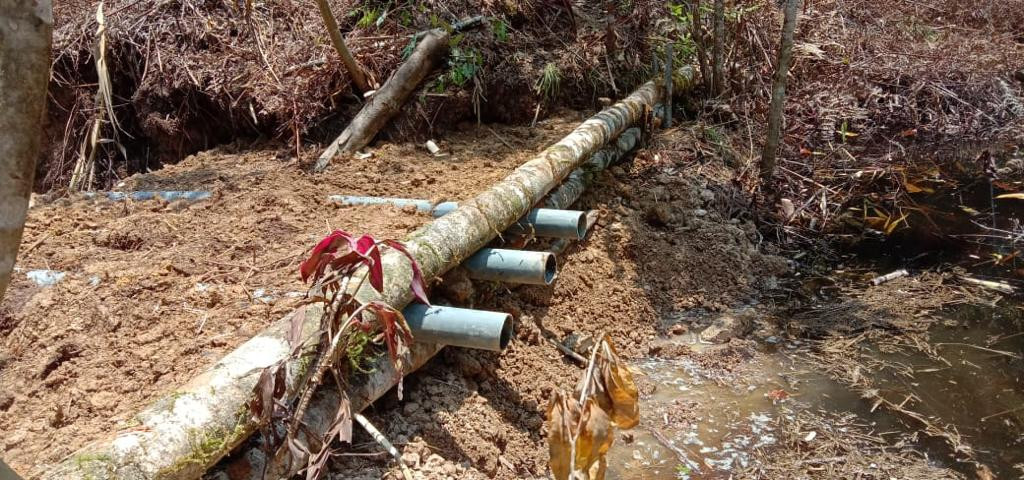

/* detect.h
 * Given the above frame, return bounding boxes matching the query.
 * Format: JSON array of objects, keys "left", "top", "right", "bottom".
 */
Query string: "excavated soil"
[
  {"left": 0, "top": 114, "right": 583, "bottom": 474},
  {"left": 215, "top": 127, "right": 791, "bottom": 479},
  {"left": 2, "top": 115, "right": 788, "bottom": 478}
]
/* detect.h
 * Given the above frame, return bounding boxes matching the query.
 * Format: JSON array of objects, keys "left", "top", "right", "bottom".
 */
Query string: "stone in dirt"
[{"left": 700, "top": 313, "right": 752, "bottom": 343}]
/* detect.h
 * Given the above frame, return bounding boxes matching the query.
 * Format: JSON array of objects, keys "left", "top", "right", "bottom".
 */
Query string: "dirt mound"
[
  {"left": 273, "top": 128, "right": 790, "bottom": 479},
  {"left": 42, "top": 0, "right": 668, "bottom": 191},
  {"left": 0, "top": 116, "right": 579, "bottom": 474}
]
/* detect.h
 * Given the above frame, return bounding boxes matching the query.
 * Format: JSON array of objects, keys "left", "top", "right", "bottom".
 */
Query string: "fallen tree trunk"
[
  {"left": 313, "top": 29, "right": 450, "bottom": 172},
  {"left": 314, "top": 16, "right": 488, "bottom": 172},
  {"left": 45, "top": 71, "right": 683, "bottom": 480},
  {"left": 0, "top": 0, "right": 52, "bottom": 301}
]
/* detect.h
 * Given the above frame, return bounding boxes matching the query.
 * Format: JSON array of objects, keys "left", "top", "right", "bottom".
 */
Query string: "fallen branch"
[{"left": 313, "top": 16, "right": 487, "bottom": 172}]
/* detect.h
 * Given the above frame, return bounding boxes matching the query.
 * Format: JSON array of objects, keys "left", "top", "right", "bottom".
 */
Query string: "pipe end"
[
  {"left": 574, "top": 212, "right": 588, "bottom": 240},
  {"left": 499, "top": 314, "right": 513, "bottom": 350},
  {"left": 543, "top": 253, "right": 558, "bottom": 285}
]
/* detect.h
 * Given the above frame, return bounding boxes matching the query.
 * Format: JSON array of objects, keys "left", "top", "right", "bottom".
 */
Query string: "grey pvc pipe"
[
  {"left": 83, "top": 191, "right": 213, "bottom": 202},
  {"left": 463, "top": 248, "right": 557, "bottom": 285},
  {"left": 402, "top": 303, "right": 513, "bottom": 351},
  {"left": 330, "top": 195, "right": 586, "bottom": 239}
]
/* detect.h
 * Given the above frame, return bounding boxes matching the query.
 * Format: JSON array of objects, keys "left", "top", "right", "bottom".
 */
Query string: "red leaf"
[
  {"left": 366, "top": 301, "right": 412, "bottom": 360},
  {"left": 300, "top": 230, "right": 354, "bottom": 282},
  {"left": 384, "top": 240, "right": 430, "bottom": 305},
  {"left": 354, "top": 235, "right": 384, "bottom": 291}
]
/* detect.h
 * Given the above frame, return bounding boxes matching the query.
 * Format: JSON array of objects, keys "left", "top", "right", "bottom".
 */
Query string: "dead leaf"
[
  {"left": 547, "top": 391, "right": 577, "bottom": 480},
  {"left": 600, "top": 341, "right": 639, "bottom": 429},
  {"left": 996, "top": 193, "right": 1024, "bottom": 200},
  {"left": 575, "top": 397, "right": 613, "bottom": 479}
]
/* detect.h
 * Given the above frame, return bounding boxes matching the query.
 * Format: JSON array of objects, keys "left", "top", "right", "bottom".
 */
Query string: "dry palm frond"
[{"left": 69, "top": 0, "right": 125, "bottom": 192}]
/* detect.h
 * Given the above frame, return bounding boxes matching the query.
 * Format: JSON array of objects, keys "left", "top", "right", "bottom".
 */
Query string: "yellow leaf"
[
  {"left": 546, "top": 391, "right": 577, "bottom": 480},
  {"left": 600, "top": 340, "right": 640, "bottom": 429},
  {"left": 996, "top": 193, "right": 1024, "bottom": 200},
  {"left": 575, "top": 398, "right": 613, "bottom": 478},
  {"left": 885, "top": 213, "right": 908, "bottom": 235},
  {"left": 960, "top": 206, "right": 981, "bottom": 216}
]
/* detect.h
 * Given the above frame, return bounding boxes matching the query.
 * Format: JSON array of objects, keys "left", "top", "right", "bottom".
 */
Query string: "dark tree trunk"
[
  {"left": 0, "top": 0, "right": 52, "bottom": 301},
  {"left": 759, "top": 0, "right": 800, "bottom": 189},
  {"left": 712, "top": 0, "right": 726, "bottom": 96},
  {"left": 690, "top": 0, "right": 712, "bottom": 93}
]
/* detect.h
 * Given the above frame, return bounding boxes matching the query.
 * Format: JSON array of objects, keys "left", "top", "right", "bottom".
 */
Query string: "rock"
[
  {"left": 4, "top": 431, "right": 25, "bottom": 449},
  {"left": 401, "top": 451, "right": 421, "bottom": 468},
  {"left": 670, "top": 323, "right": 688, "bottom": 335},
  {"left": 692, "top": 208, "right": 708, "bottom": 217},
  {"left": 700, "top": 314, "right": 752, "bottom": 344},
  {"left": 403, "top": 402, "right": 421, "bottom": 415},
  {"left": 424, "top": 454, "right": 445, "bottom": 469}
]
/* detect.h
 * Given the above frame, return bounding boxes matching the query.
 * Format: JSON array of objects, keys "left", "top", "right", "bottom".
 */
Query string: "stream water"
[{"left": 605, "top": 301, "right": 1024, "bottom": 479}]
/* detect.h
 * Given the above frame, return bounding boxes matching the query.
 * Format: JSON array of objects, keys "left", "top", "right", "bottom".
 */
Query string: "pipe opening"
[
  {"left": 543, "top": 253, "right": 558, "bottom": 285},
  {"left": 574, "top": 212, "right": 588, "bottom": 240},
  {"left": 499, "top": 314, "right": 513, "bottom": 349}
]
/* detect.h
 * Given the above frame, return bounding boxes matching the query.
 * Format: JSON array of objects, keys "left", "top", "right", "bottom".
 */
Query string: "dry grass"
[{"left": 42, "top": 0, "right": 670, "bottom": 191}]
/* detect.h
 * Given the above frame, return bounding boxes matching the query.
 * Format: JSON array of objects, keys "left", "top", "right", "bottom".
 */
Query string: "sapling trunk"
[
  {"left": 314, "top": 0, "right": 370, "bottom": 93},
  {"left": 0, "top": 0, "right": 52, "bottom": 301},
  {"left": 712, "top": 0, "right": 725, "bottom": 96},
  {"left": 690, "top": 0, "right": 711, "bottom": 93},
  {"left": 759, "top": 0, "right": 801, "bottom": 189}
]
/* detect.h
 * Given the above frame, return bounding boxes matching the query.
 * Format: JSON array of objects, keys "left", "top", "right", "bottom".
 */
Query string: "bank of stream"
[
  {"left": 605, "top": 149, "right": 1024, "bottom": 479},
  {"left": 607, "top": 297, "right": 1024, "bottom": 479}
]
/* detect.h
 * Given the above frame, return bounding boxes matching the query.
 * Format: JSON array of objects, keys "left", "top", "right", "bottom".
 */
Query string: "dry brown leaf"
[
  {"left": 547, "top": 390, "right": 576, "bottom": 480},
  {"left": 600, "top": 339, "right": 640, "bottom": 429},
  {"left": 996, "top": 192, "right": 1024, "bottom": 200},
  {"left": 602, "top": 360, "right": 640, "bottom": 428},
  {"left": 575, "top": 397, "right": 613, "bottom": 479}
]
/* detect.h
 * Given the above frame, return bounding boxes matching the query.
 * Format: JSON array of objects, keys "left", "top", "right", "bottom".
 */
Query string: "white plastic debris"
[
  {"left": 26, "top": 270, "right": 65, "bottom": 287},
  {"left": 425, "top": 140, "right": 441, "bottom": 155}
]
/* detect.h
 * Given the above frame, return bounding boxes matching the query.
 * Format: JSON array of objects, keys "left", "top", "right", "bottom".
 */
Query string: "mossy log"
[
  {"left": 45, "top": 75, "right": 671, "bottom": 480},
  {"left": 0, "top": 0, "right": 52, "bottom": 301}
]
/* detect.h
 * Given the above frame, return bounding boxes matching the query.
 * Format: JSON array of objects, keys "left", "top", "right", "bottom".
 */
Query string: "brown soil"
[
  {"left": 0, "top": 114, "right": 582, "bottom": 475},
  {"left": 219, "top": 127, "right": 790, "bottom": 479}
]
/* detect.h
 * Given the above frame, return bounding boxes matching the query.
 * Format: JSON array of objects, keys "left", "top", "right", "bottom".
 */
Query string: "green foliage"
[
  {"left": 491, "top": 18, "right": 509, "bottom": 42},
  {"left": 433, "top": 46, "right": 482, "bottom": 92},
  {"left": 352, "top": 7, "right": 381, "bottom": 29},
  {"left": 345, "top": 329, "right": 376, "bottom": 374},
  {"left": 726, "top": 2, "right": 762, "bottom": 21},
  {"left": 535, "top": 62, "right": 561, "bottom": 100},
  {"left": 401, "top": 36, "right": 417, "bottom": 60}
]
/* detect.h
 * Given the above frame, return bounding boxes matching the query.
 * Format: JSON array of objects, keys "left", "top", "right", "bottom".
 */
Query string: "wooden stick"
[{"left": 353, "top": 413, "right": 414, "bottom": 480}]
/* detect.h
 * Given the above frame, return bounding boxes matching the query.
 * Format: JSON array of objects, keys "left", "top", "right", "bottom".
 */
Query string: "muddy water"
[{"left": 606, "top": 302, "right": 1024, "bottom": 479}]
